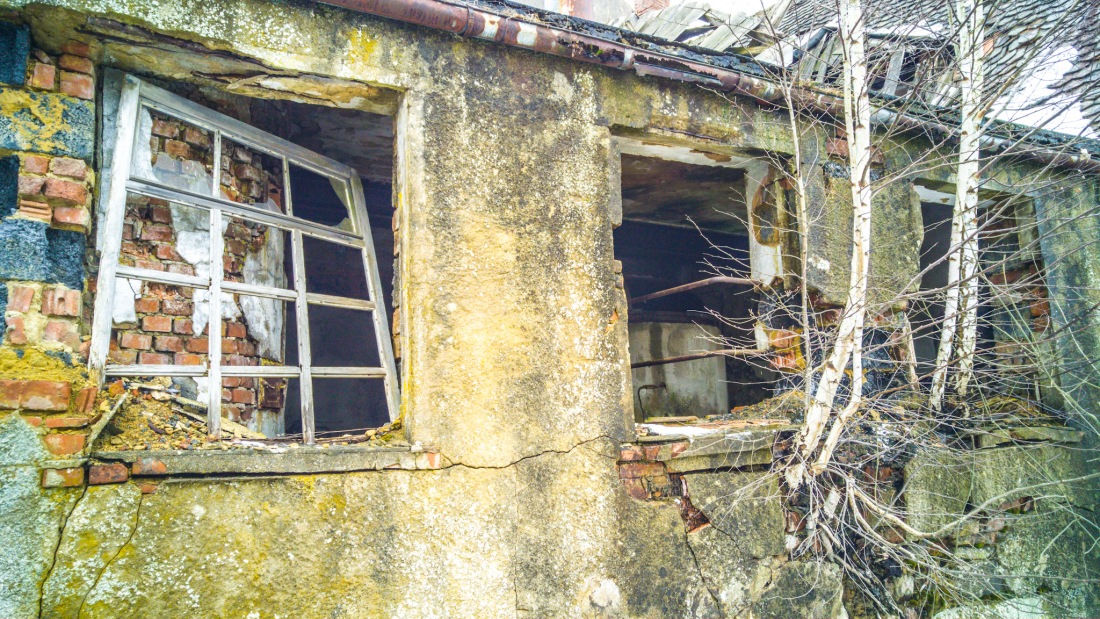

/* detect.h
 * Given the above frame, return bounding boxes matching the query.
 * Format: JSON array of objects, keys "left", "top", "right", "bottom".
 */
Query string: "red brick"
[
  {"left": 58, "top": 54, "right": 94, "bottom": 75},
  {"left": 153, "top": 335, "right": 183, "bottom": 352},
  {"left": 9, "top": 285, "right": 35, "bottom": 312},
  {"left": 18, "top": 199, "right": 52, "bottom": 222},
  {"left": 236, "top": 340, "right": 257, "bottom": 356},
  {"left": 148, "top": 205, "right": 172, "bottom": 223},
  {"left": 6, "top": 315, "right": 26, "bottom": 345},
  {"left": 186, "top": 337, "right": 209, "bottom": 353},
  {"left": 74, "top": 386, "right": 97, "bottom": 414},
  {"left": 770, "top": 351, "right": 801, "bottom": 372},
  {"left": 49, "top": 156, "right": 87, "bottom": 179},
  {"left": 59, "top": 71, "right": 94, "bottom": 100},
  {"left": 222, "top": 377, "right": 240, "bottom": 388},
  {"left": 42, "top": 467, "right": 84, "bottom": 488},
  {"left": 174, "top": 353, "right": 204, "bottom": 365},
  {"left": 22, "top": 415, "right": 42, "bottom": 427},
  {"left": 226, "top": 322, "right": 247, "bottom": 338},
  {"left": 120, "top": 332, "right": 152, "bottom": 350},
  {"left": 43, "top": 320, "right": 81, "bottom": 348},
  {"left": 45, "top": 416, "right": 92, "bottom": 429},
  {"left": 669, "top": 441, "right": 689, "bottom": 458},
  {"left": 163, "top": 140, "right": 191, "bottom": 159},
  {"left": 618, "top": 462, "right": 665, "bottom": 479},
  {"left": 1033, "top": 315, "right": 1049, "bottom": 332},
  {"left": 29, "top": 61, "right": 56, "bottom": 90},
  {"left": 23, "top": 381, "right": 72, "bottom": 411},
  {"left": 44, "top": 433, "right": 85, "bottom": 456},
  {"left": 162, "top": 299, "right": 192, "bottom": 315},
  {"left": 0, "top": 380, "right": 23, "bottom": 409},
  {"left": 138, "top": 352, "right": 172, "bottom": 365},
  {"left": 619, "top": 446, "right": 644, "bottom": 461},
  {"left": 18, "top": 175, "right": 45, "bottom": 196},
  {"left": 224, "top": 354, "right": 257, "bottom": 366},
  {"left": 61, "top": 40, "right": 92, "bottom": 57},
  {"left": 173, "top": 318, "right": 194, "bottom": 335},
  {"left": 1030, "top": 298, "right": 1050, "bottom": 317},
  {"left": 221, "top": 339, "right": 239, "bottom": 354},
  {"left": 42, "top": 287, "right": 81, "bottom": 317},
  {"left": 108, "top": 348, "right": 137, "bottom": 365},
  {"left": 88, "top": 463, "right": 129, "bottom": 485},
  {"left": 182, "top": 127, "right": 211, "bottom": 149},
  {"left": 122, "top": 223, "right": 134, "bottom": 240},
  {"left": 137, "top": 482, "right": 159, "bottom": 494},
  {"left": 134, "top": 260, "right": 164, "bottom": 272},
  {"left": 826, "top": 137, "right": 849, "bottom": 159},
  {"left": 140, "top": 224, "right": 173, "bottom": 242},
  {"left": 142, "top": 316, "right": 172, "bottom": 332},
  {"left": 221, "top": 388, "right": 233, "bottom": 403},
  {"left": 132, "top": 458, "right": 168, "bottom": 476},
  {"left": 150, "top": 119, "right": 179, "bottom": 139},
  {"left": 134, "top": 297, "right": 160, "bottom": 313},
  {"left": 23, "top": 155, "right": 50, "bottom": 175},
  {"left": 620, "top": 477, "right": 649, "bottom": 500},
  {"left": 43, "top": 178, "right": 87, "bottom": 206},
  {"left": 52, "top": 206, "right": 90, "bottom": 229},
  {"left": 231, "top": 388, "right": 254, "bottom": 404}
]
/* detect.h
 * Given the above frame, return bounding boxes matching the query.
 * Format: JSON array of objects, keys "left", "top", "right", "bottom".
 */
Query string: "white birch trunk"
[
  {"left": 788, "top": 0, "right": 872, "bottom": 488},
  {"left": 931, "top": 0, "right": 984, "bottom": 409}
]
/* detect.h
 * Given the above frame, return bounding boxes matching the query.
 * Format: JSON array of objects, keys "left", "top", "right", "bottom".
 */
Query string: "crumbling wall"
[{"left": 0, "top": 1, "right": 1095, "bottom": 618}]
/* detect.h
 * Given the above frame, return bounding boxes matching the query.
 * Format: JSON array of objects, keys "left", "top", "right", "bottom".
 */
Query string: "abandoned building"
[{"left": 0, "top": 0, "right": 1097, "bottom": 617}]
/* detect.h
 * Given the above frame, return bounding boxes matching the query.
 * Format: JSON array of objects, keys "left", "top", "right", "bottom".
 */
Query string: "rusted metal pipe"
[
  {"left": 630, "top": 347, "right": 764, "bottom": 369},
  {"left": 629, "top": 276, "right": 756, "bottom": 305},
  {"left": 316, "top": 0, "right": 1099, "bottom": 172}
]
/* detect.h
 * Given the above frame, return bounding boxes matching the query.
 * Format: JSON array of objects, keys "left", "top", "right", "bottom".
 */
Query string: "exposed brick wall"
[
  {"left": 0, "top": 22, "right": 99, "bottom": 459},
  {"left": 113, "top": 110, "right": 289, "bottom": 426}
]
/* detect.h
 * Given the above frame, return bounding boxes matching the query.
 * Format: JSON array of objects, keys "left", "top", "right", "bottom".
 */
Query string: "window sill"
[
  {"left": 92, "top": 443, "right": 445, "bottom": 476},
  {"left": 624, "top": 424, "right": 795, "bottom": 473}
]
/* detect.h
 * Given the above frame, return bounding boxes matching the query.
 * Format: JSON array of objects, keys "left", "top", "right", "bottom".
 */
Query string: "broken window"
[
  {"left": 796, "top": 30, "right": 954, "bottom": 100},
  {"left": 90, "top": 76, "right": 398, "bottom": 444},
  {"left": 613, "top": 142, "right": 776, "bottom": 423},
  {"left": 912, "top": 183, "right": 1053, "bottom": 403}
]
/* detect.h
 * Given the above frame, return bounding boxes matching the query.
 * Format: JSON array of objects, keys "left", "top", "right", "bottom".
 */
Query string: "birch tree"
[
  {"left": 787, "top": 0, "right": 874, "bottom": 488},
  {"left": 930, "top": 0, "right": 986, "bottom": 411}
]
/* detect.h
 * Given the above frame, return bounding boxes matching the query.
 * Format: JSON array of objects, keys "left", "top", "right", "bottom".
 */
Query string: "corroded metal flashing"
[{"left": 316, "top": 0, "right": 1100, "bottom": 169}]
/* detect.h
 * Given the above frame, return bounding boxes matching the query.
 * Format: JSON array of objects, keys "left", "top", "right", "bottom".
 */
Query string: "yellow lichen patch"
[
  {"left": 0, "top": 347, "right": 87, "bottom": 383},
  {"left": 0, "top": 88, "right": 82, "bottom": 155}
]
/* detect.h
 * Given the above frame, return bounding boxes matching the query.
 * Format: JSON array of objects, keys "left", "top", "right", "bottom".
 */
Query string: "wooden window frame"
[{"left": 88, "top": 75, "right": 400, "bottom": 444}]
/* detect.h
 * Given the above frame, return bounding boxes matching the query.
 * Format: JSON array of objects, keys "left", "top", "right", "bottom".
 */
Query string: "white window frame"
[{"left": 89, "top": 75, "right": 400, "bottom": 444}]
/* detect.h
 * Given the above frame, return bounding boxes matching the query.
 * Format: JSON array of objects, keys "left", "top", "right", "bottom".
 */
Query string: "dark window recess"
[
  {"left": 308, "top": 305, "right": 380, "bottom": 368},
  {"left": 312, "top": 378, "right": 389, "bottom": 433},
  {"left": 289, "top": 164, "right": 351, "bottom": 228},
  {"left": 615, "top": 152, "right": 770, "bottom": 422}
]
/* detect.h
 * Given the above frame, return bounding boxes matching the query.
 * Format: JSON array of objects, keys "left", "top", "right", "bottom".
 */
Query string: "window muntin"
[{"left": 90, "top": 76, "right": 399, "bottom": 444}]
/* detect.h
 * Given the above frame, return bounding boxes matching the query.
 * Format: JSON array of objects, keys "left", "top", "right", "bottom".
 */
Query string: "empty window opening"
[
  {"left": 92, "top": 76, "right": 399, "bottom": 444},
  {"left": 615, "top": 150, "right": 772, "bottom": 422},
  {"left": 912, "top": 184, "right": 1049, "bottom": 401}
]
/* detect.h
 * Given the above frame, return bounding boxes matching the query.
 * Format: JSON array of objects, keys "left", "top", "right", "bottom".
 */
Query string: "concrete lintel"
[{"left": 92, "top": 444, "right": 443, "bottom": 476}]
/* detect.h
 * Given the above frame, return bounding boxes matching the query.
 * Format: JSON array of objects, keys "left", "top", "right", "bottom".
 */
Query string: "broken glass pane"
[
  {"left": 312, "top": 378, "right": 388, "bottom": 433},
  {"left": 307, "top": 305, "right": 379, "bottom": 368},
  {"left": 222, "top": 216, "right": 294, "bottom": 291},
  {"left": 288, "top": 163, "right": 353, "bottom": 229},
  {"left": 221, "top": 294, "right": 298, "bottom": 367},
  {"left": 219, "top": 138, "right": 286, "bottom": 212},
  {"left": 131, "top": 107, "right": 215, "bottom": 195},
  {"left": 301, "top": 235, "right": 370, "bottom": 300}
]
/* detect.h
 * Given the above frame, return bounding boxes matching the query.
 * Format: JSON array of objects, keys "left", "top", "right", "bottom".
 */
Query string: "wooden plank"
[
  {"left": 305, "top": 292, "right": 375, "bottom": 311},
  {"left": 115, "top": 265, "right": 208, "bottom": 289},
  {"left": 103, "top": 365, "right": 207, "bottom": 377},
  {"left": 311, "top": 367, "right": 387, "bottom": 378}
]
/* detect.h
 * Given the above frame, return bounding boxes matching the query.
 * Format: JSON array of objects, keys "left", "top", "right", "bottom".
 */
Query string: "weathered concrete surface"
[
  {"left": 0, "top": 416, "right": 83, "bottom": 619},
  {"left": 805, "top": 161, "right": 924, "bottom": 309},
  {"left": 901, "top": 447, "right": 973, "bottom": 535},
  {"left": 37, "top": 441, "right": 731, "bottom": 619}
]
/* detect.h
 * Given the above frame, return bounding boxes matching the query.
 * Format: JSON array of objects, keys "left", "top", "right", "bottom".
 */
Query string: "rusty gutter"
[
  {"left": 629, "top": 276, "right": 756, "bottom": 305},
  {"left": 316, "top": 0, "right": 1099, "bottom": 172}
]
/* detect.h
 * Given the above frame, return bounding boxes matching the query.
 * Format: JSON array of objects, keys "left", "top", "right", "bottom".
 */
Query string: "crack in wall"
[
  {"left": 682, "top": 524, "right": 725, "bottom": 618},
  {"left": 75, "top": 491, "right": 144, "bottom": 619},
  {"left": 440, "top": 435, "right": 619, "bottom": 471},
  {"left": 38, "top": 483, "right": 87, "bottom": 619}
]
